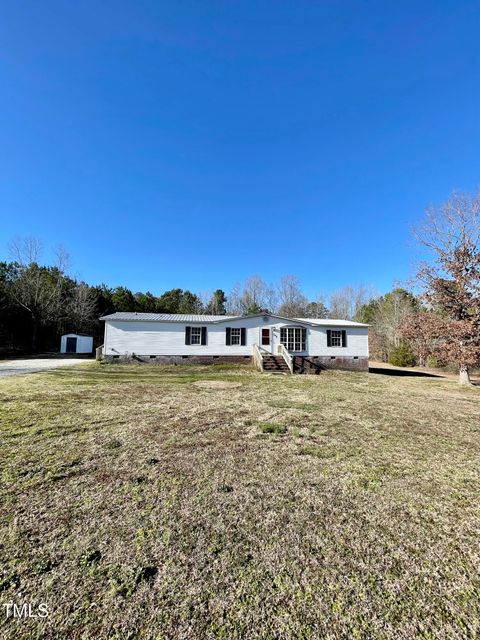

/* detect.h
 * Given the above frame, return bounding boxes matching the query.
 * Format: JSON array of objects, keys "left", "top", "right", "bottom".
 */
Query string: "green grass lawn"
[{"left": 1, "top": 363, "right": 479, "bottom": 639}]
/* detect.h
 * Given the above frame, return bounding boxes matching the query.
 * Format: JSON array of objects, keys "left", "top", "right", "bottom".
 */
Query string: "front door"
[
  {"left": 260, "top": 327, "right": 272, "bottom": 353},
  {"left": 66, "top": 337, "right": 77, "bottom": 353}
]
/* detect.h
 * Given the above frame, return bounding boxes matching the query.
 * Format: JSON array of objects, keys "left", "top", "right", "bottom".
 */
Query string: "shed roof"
[{"left": 61, "top": 333, "right": 94, "bottom": 337}]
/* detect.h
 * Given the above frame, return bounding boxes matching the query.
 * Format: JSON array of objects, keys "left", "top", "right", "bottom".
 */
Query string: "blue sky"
[{"left": 1, "top": 1, "right": 479, "bottom": 299}]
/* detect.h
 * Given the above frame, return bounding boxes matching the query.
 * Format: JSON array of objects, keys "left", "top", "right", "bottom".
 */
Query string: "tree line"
[
  {"left": 1, "top": 191, "right": 479, "bottom": 383},
  {"left": 0, "top": 248, "right": 433, "bottom": 368},
  {"left": 0, "top": 239, "right": 371, "bottom": 353}
]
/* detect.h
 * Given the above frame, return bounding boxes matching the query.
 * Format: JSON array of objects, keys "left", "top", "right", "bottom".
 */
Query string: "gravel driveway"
[{"left": 0, "top": 358, "right": 92, "bottom": 378}]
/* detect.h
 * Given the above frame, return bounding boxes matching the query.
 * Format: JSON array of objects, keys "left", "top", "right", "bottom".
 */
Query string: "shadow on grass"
[{"left": 368, "top": 366, "right": 443, "bottom": 378}]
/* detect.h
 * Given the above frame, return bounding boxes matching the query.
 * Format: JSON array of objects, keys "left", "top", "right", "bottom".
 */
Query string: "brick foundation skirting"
[
  {"left": 293, "top": 356, "right": 368, "bottom": 373},
  {"left": 103, "top": 354, "right": 368, "bottom": 372},
  {"left": 103, "top": 354, "right": 253, "bottom": 365}
]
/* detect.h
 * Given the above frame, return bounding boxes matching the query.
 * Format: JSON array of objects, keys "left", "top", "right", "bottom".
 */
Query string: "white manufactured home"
[{"left": 100, "top": 313, "right": 369, "bottom": 373}]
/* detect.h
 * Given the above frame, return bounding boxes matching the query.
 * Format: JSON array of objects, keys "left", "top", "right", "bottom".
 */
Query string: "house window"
[
  {"left": 280, "top": 327, "right": 306, "bottom": 352},
  {"left": 226, "top": 327, "right": 246, "bottom": 346},
  {"left": 231, "top": 328, "right": 241, "bottom": 345},
  {"left": 190, "top": 327, "right": 202, "bottom": 345},
  {"left": 327, "top": 329, "right": 346, "bottom": 347},
  {"left": 330, "top": 330, "right": 342, "bottom": 347},
  {"left": 261, "top": 328, "right": 270, "bottom": 346}
]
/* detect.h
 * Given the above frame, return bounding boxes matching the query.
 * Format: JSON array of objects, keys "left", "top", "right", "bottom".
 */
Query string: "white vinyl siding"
[{"left": 104, "top": 317, "right": 369, "bottom": 358}]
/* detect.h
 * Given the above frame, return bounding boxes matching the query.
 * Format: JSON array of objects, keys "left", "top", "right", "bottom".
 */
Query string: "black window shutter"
[
  {"left": 301, "top": 328, "right": 306, "bottom": 350},
  {"left": 326, "top": 329, "right": 332, "bottom": 347},
  {"left": 201, "top": 327, "right": 207, "bottom": 345},
  {"left": 341, "top": 330, "right": 347, "bottom": 347},
  {"left": 241, "top": 328, "right": 246, "bottom": 346},
  {"left": 226, "top": 327, "right": 231, "bottom": 345},
  {"left": 185, "top": 326, "right": 191, "bottom": 345}
]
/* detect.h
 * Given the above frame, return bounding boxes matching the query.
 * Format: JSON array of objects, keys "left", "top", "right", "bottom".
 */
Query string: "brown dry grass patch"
[
  {"left": 0, "top": 362, "right": 479, "bottom": 639},
  {"left": 192, "top": 380, "right": 242, "bottom": 389}
]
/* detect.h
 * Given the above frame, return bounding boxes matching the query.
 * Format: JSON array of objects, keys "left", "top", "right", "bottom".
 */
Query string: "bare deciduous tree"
[
  {"left": 8, "top": 237, "right": 71, "bottom": 351},
  {"left": 277, "top": 275, "right": 309, "bottom": 317},
  {"left": 9, "top": 235, "right": 43, "bottom": 265},
  {"left": 329, "top": 284, "right": 375, "bottom": 320},
  {"left": 225, "top": 282, "right": 242, "bottom": 315},
  {"left": 68, "top": 283, "right": 97, "bottom": 332},
  {"left": 239, "top": 275, "right": 276, "bottom": 314}
]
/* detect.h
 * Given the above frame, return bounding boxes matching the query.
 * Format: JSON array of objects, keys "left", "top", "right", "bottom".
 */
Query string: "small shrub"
[
  {"left": 0, "top": 573, "right": 20, "bottom": 592},
  {"left": 425, "top": 356, "right": 449, "bottom": 369},
  {"left": 80, "top": 549, "right": 102, "bottom": 568},
  {"left": 33, "top": 559, "right": 54, "bottom": 575},
  {"left": 388, "top": 344, "right": 416, "bottom": 367},
  {"left": 257, "top": 422, "right": 287, "bottom": 435},
  {"left": 135, "top": 566, "right": 157, "bottom": 585},
  {"left": 105, "top": 440, "right": 122, "bottom": 450}
]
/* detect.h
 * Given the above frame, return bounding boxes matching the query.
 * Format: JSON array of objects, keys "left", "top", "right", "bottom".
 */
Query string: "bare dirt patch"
[{"left": 192, "top": 380, "right": 242, "bottom": 389}]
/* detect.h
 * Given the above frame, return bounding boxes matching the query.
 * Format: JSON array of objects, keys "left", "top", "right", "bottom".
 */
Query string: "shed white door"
[{"left": 66, "top": 337, "right": 77, "bottom": 353}]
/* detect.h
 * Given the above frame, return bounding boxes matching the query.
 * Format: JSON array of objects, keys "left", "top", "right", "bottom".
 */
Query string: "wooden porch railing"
[
  {"left": 95, "top": 344, "right": 104, "bottom": 361},
  {"left": 277, "top": 343, "right": 294, "bottom": 374},
  {"left": 252, "top": 343, "right": 264, "bottom": 372}
]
